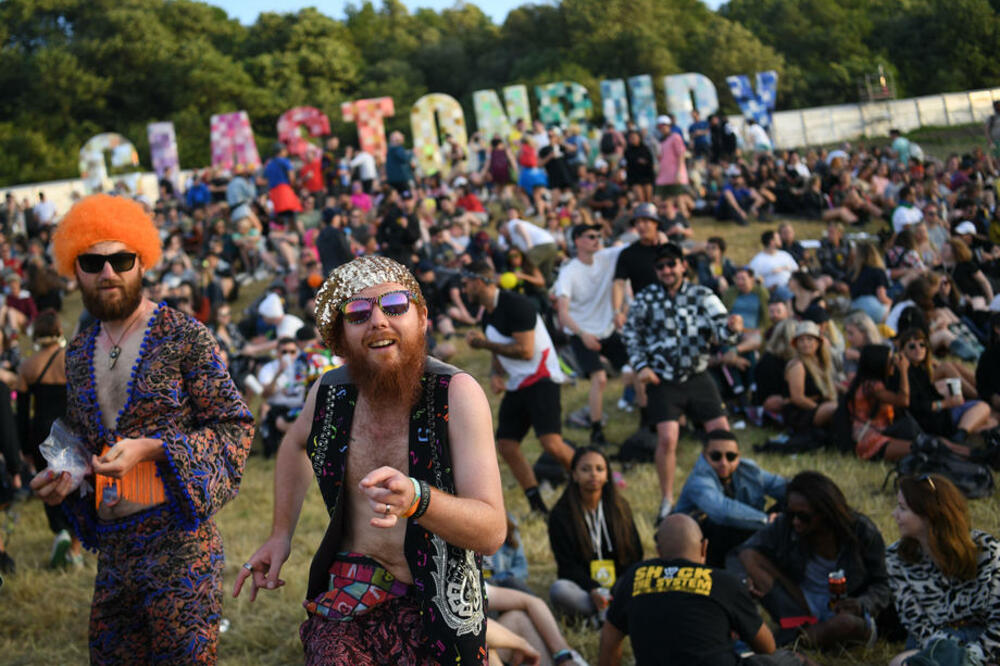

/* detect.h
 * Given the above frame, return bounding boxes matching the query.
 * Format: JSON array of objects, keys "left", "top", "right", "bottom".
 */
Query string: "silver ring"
[
  {"left": 242, "top": 562, "right": 254, "bottom": 572},
  {"left": 384, "top": 503, "right": 391, "bottom": 516}
]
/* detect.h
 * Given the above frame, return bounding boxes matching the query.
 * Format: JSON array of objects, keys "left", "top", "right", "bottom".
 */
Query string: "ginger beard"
[
  {"left": 78, "top": 267, "right": 144, "bottom": 322},
  {"left": 336, "top": 312, "right": 427, "bottom": 409}
]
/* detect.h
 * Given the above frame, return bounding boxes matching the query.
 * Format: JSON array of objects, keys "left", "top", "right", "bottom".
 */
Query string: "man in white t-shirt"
[
  {"left": 747, "top": 230, "right": 798, "bottom": 290},
  {"left": 500, "top": 205, "right": 559, "bottom": 285},
  {"left": 745, "top": 119, "right": 772, "bottom": 153},
  {"left": 463, "top": 261, "right": 573, "bottom": 515},
  {"left": 554, "top": 224, "right": 632, "bottom": 447},
  {"left": 348, "top": 147, "right": 378, "bottom": 193},
  {"left": 891, "top": 185, "right": 923, "bottom": 234},
  {"left": 33, "top": 192, "right": 56, "bottom": 227}
]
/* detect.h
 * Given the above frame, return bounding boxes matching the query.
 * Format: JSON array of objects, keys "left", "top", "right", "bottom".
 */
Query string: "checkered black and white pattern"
[{"left": 623, "top": 280, "right": 736, "bottom": 383}]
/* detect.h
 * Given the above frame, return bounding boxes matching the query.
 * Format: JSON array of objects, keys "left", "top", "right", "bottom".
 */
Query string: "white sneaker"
[{"left": 50, "top": 530, "right": 71, "bottom": 569}]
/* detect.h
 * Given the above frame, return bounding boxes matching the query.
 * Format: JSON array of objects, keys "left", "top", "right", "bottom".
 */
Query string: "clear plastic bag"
[{"left": 39, "top": 419, "right": 92, "bottom": 497}]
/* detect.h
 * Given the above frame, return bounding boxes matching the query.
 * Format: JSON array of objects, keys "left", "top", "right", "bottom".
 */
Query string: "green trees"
[{"left": 1, "top": 0, "right": 997, "bottom": 186}]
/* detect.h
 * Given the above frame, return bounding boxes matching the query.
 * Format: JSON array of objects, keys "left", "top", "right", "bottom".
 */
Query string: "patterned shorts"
[{"left": 300, "top": 554, "right": 426, "bottom": 665}]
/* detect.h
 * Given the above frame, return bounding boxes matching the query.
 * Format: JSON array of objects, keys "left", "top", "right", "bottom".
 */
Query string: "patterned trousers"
[{"left": 89, "top": 510, "right": 223, "bottom": 664}]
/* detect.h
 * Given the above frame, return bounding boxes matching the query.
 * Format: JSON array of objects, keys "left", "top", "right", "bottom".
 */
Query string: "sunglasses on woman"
[
  {"left": 340, "top": 290, "right": 413, "bottom": 324},
  {"left": 905, "top": 340, "right": 927, "bottom": 351},
  {"left": 788, "top": 510, "right": 814, "bottom": 523},
  {"left": 708, "top": 451, "right": 739, "bottom": 462},
  {"left": 77, "top": 252, "right": 138, "bottom": 274}
]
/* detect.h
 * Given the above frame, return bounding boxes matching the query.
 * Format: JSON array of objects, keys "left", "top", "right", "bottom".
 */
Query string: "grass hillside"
[{"left": 1, "top": 213, "right": 998, "bottom": 665}]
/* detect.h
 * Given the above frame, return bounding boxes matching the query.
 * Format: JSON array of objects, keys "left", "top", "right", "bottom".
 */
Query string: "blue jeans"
[{"left": 851, "top": 295, "right": 887, "bottom": 323}]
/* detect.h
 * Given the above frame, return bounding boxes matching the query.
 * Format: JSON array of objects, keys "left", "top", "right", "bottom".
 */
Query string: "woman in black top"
[
  {"left": 849, "top": 242, "right": 892, "bottom": 324},
  {"left": 623, "top": 130, "right": 654, "bottom": 203},
  {"left": 15, "top": 309, "right": 81, "bottom": 567},
  {"left": 548, "top": 447, "right": 642, "bottom": 623},
  {"left": 897, "top": 327, "right": 993, "bottom": 444}
]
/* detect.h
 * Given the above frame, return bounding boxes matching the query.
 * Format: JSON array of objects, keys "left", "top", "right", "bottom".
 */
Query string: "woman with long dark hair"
[
  {"left": 15, "top": 309, "right": 82, "bottom": 568},
  {"left": 738, "top": 471, "right": 890, "bottom": 649},
  {"left": 548, "top": 447, "right": 642, "bottom": 623},
  {"left": 887, "top": 474, "right": 1000, "bottom": 666},
  {"left": 896, "top": 327, "right": 994, "bottom": 443}
]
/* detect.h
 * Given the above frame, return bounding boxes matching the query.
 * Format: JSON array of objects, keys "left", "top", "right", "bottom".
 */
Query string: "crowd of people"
[{"left": 2, "top": 101, "right": 1000, "bottom": 664}]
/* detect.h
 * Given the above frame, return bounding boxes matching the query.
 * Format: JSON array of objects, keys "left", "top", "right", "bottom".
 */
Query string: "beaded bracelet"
[
  {"left": 401, "top": 477, "right": 422, "bottom": 518},
  {"left": 412, "top": 480, "right": 432, "bottom": 520}
]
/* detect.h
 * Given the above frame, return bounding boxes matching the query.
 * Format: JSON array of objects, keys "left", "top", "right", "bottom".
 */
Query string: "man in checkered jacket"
[{"left": 622, "top": 242, "right": 744, "bottom": 523}]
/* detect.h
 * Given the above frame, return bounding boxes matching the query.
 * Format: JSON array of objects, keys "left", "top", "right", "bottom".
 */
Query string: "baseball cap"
[
  {"left": 631, "top": 202, "right": 659, "bottom": 222},
  {"left": 954, "top": 221, "right": 977, "bottom": 235},
  {"left": 656, "top": 242, "right": 684, "bottom": 261},
  {"left": 656, "top": 115, "right": 672, "bottom": 126}
]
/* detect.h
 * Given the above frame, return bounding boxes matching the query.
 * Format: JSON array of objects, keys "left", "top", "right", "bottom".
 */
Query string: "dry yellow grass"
[{"left": 1, "top": 215, "right": 998, "bottom": 665}]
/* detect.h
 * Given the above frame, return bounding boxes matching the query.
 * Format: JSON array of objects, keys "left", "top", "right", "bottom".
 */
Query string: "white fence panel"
[
  {"left": 829, "top": 104, "right": 864, "bottom": 140},
  {"left": 942, "top": 92, "right": 973, "bottom": 125},
  {"left": 801, "top": 107, "right": 836, "bottom": 145},
  {"left": 969, "top": 90, "right": 995, "bottom": 121},
  {"left": 915, "top": 95, "right": 948, "bottom": 126},
  {"left": 888, "top": 99, "right": 921, "bottom": 132},
  {"left": 772, "top": 110, "right": 807, "bottom": 149}
]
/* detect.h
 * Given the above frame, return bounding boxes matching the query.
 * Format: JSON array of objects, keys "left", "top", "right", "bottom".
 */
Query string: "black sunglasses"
[
  {"left": 905, "top": 341, "right": 927, "bottom": 351},
  {"left": 788, "top": 510, "right": 814, "bottom": 523},
  {"left": 708, "top": 451, "right": 739, "bottom": 462},
  {"left": 77, "top": 252, "right": 138, "bottom": 274},
  {"left": 655, "top": 258, "right": 679, "bottom": 270}
]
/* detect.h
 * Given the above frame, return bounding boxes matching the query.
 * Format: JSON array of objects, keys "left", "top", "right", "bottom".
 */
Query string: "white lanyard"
[{"left": 584, "top": 502, "right": 611, "bottom": 559}]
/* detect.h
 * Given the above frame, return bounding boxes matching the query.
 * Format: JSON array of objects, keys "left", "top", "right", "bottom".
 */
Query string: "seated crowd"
[{"left": 2, "top": 114, "right": 1000, "bottom": 665}]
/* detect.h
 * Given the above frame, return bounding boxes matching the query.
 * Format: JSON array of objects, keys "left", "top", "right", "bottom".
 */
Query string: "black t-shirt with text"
[{"left": 606, "top": 557, "right": 763, "bottom": 666}]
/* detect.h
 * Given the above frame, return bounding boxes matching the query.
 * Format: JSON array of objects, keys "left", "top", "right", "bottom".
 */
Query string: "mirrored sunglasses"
[{"left": 340, "top": 290, "right": 413, "bottom": 324}]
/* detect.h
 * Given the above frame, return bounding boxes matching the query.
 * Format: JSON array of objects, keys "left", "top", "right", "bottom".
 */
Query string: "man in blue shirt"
[
  {"left": 385, "top": 131, "right": 414, "bottom": 193},
  {"left": 675, "top": 429, "right": 785, "bottom": 567},
  {"left": 688, "top": 110, "right": 711, "bottom": 159}
]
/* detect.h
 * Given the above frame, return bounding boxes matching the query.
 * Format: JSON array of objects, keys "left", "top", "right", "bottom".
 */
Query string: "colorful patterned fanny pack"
[{"left": 304, "top": 552, "right": 410, "bottom": 621}]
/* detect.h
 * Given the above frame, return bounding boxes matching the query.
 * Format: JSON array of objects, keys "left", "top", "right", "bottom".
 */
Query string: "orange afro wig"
[{"left": 52, "top": 194, "right": 162, "bottom": 278}]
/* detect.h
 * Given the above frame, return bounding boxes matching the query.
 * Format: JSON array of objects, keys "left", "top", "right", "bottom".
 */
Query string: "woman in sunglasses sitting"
[
  {"left": 736, "top": 471, "right": 891, "bottom": 649},
  {"left": 896, "top": 327, "right": 995, "bottom": 444},
  {"left": 886, "top": 474, "right": 1000, "bottom": 666},
  {"left": 674, "top": 429, "right": 785, "bottom": 567},
  {"left": 548, "top": 447, "right": 642, "bottom": 626}
]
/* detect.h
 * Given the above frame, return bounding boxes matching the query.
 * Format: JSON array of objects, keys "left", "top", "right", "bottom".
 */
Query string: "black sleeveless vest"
[{"left": 305, "top": 357, "right": 487, "bottom": 665}]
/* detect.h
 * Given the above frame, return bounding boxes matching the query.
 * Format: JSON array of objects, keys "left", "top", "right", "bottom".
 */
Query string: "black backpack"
[
  {"left": 599, "top": 131, "right": 617, "bottom": 155},
  {"left": 883, "top": 448, "right": 996, "bottom": 499}
]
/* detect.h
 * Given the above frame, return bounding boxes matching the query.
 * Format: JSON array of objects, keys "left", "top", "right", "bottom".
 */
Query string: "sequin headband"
[{"left": 314, "top": 255, "right": 424, "bottom": 343}]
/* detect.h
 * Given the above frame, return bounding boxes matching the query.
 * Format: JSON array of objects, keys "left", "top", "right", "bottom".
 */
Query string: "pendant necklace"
[{"left": 104, "top": 307, "right": 144, "bottom": 370}]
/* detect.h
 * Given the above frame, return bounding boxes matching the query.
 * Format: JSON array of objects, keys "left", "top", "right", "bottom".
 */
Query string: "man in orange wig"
[{"left": 30, "top": 193, "right": 254, "bottom": 664}]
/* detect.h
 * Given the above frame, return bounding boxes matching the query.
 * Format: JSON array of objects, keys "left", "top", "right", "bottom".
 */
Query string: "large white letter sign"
[
  {"left": 410, "top": 93, "right": 467, "bottom": 176},
  {"left": 472, "top": 85, "right": 532, "bottom": 143}
]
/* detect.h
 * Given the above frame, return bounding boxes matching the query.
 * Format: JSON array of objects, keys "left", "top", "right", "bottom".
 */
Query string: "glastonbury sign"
[{"left": 77, "top": 70, "right": 777, "bottom": 192}]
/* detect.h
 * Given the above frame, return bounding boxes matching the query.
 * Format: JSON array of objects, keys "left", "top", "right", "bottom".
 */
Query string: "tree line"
[{"left": 2, "top": 0, "right": 998, "bottom": 186}]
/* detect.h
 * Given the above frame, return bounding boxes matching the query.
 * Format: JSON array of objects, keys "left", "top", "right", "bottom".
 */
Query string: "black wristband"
[{"left": 412, "top": 480, "right": 431, "bottom": 520}]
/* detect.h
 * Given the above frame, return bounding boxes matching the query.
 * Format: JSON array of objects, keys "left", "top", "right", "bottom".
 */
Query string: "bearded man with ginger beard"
[
  {"left": 235, "top": 255, "right": 505, "bottom": 665},
  {"left": 30, "top": 194, "right": 254, "bottom": 664}
]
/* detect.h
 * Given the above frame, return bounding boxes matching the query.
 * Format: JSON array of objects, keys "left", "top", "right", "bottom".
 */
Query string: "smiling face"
[
  {"left": 902, "top": 335, "right": 928, "bottom": 365},
  {"left": 336, "top": 281, "right": 427, "bottom": 407}
]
